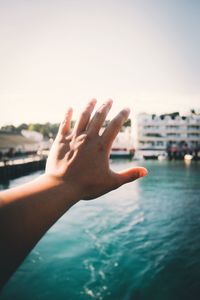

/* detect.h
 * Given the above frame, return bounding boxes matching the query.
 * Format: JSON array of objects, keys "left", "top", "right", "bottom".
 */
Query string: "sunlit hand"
[{"left": 46, "top": 99, "right": 148, "bottom": 200}]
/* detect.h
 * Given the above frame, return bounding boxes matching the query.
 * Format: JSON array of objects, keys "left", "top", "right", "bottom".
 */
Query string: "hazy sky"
[{"left": 0, "top": 0, "right": 200, "bottom": 126}]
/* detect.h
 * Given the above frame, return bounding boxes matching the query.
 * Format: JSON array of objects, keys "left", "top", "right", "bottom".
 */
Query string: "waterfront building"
[
  {"left": 137, "top": 111, "right": 200, "bottom": 159},
  {"left": 110, "top": 126, "right": 135, "bottom": 159},
  {"left": 101, "top": 119, "right": 135, "bottom": 159},
  {"left": 0, "top": 131, "right": 38, "bottom": 155}
]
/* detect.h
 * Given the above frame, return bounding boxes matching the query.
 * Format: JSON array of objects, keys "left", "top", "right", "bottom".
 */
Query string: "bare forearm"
[{"left": 0, "top": 175, "right": 79, "bottom": 287}]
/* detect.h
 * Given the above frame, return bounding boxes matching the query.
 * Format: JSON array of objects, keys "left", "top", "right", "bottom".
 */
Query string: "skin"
[{"left": 0, "top": 99, "right": 148, "bottom": 288}]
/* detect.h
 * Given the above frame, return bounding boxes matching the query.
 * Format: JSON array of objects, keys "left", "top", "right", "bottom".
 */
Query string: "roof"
[{"left": 0, "top": 132, "right": 37, "bottom": 149}]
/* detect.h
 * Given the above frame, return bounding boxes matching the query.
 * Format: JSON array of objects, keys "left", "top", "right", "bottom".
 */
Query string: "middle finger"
[{"left": 87, "top": 99, "right": 113, "bottom": 136}]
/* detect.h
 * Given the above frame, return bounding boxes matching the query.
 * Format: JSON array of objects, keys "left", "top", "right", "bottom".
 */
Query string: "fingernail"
[{"left": 139, "top": 168, "right": 148, "bottom": 177}]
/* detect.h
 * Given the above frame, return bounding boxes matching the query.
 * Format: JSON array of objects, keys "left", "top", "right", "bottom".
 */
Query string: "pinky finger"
[{"left": 58, "top": 107, "right": 73, "bottom": 136}]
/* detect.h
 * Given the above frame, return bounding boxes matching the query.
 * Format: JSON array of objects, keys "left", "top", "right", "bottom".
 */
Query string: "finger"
[
  {"left": 102, "top": 108, "right": 130, "bottom": 150},
  {"left": 58, "top": 107, "right": 73, "bottom": 136},
  {"left": 87, "top": 99, "right": 113, "bottom": 136},
  {"left": 114, "top": 167, "right": 148, "bottom": 187},
  {"left": 73, "top": 99, "right": 97, "bottom": 135}
]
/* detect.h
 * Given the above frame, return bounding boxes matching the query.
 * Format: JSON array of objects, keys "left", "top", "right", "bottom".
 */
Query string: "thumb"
[{"left": 115, "top": 167, "right": 148, "bottom": 186}]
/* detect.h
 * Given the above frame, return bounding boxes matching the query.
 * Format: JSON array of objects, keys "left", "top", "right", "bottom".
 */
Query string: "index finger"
[{"left": 102, "top": 108, "right": 130, "bottom": 150}]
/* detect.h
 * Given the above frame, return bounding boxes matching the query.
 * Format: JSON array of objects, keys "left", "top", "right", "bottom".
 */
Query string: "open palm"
[{"left": 46, "top": 99, "right": 147, "bottom": 200}]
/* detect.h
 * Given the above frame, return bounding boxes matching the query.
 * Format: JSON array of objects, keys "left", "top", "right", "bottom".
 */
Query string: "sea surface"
[{"left": 0, "top": 160, "right": 200, "bottom": 300}]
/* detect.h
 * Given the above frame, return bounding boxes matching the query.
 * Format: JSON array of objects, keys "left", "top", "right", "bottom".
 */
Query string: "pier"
[{"left": 0, "top": 156, "right": 47, "bottom": 181}]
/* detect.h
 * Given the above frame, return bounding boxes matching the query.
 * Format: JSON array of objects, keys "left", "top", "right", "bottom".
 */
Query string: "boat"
[
  {"left": 158, "top": 153, "right": 167, "bottom": 161},
  {"left": 139, "top": 150, "right": 168, "bottom": 160},
  {"left": 143, "top": 154, "right": 158, "bottom": 160},
  {"left": 184, "top": 154, "right": 193, "bottom": 161},
  {"left": 109, "top": 127, "right": 135, "bottom": 159},
  {"left": 110, "top": 147, "right": 135, "bottom": 159}
]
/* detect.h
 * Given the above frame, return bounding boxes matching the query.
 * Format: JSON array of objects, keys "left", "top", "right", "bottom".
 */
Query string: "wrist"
[{"left": 39, "top": 174, "right": 81, "bottom": 207}]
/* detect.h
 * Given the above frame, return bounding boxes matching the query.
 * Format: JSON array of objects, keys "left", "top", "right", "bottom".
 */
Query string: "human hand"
[{"left": 45, "top": 99, "right": 148, "bottom": 200}]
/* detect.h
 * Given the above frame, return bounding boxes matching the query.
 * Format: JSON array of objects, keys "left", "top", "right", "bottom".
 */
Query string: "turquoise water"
[{"left": 1, "top": 160, "right": 200, "bottom": 300}]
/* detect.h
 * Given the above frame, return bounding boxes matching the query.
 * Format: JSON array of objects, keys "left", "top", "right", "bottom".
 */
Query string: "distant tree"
[
  {"left": 27, "top": 123, "right": 60, "bottom": 138},
  {"left": 103, "top": 120, "right": 110, "bottom": 128},
  {"left": 16, "top": 123, "right": 28, "bottom": 133},
  {"left": 1, "top": 125, "right": 17, "bottom": 132},
  {"left": 71, "top": 120, "right": 76, "bottom": 128},
  {"left": 28, "top": 123, "right": 41, "bottom": 132},
  {"left": 49, "top": 123, "right": 59, "bottom": 136},
  {"left": 40, "top": 123, "right": 50, "bottom": 137},
  {"left": 101, "top": 118, "right": 131, "bottom": 128},
  {"left": 123, "top": 118, "right": 131, "bottom": 127}
]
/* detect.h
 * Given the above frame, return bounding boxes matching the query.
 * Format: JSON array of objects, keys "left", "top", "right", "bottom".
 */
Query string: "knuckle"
[
  {"left": 112, "top": 117, "right": 121, "bottom": 127},
  {"left": 78, "top": 133, "right": 87, "bottom": 142},
  {"left": 97, "top": 140, "right": 105, "bottom": 152}
]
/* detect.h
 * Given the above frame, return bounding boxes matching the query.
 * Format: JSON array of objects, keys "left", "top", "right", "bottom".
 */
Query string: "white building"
[{"left": 137, "top": 111, "right": 200, "bottom": 159}]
